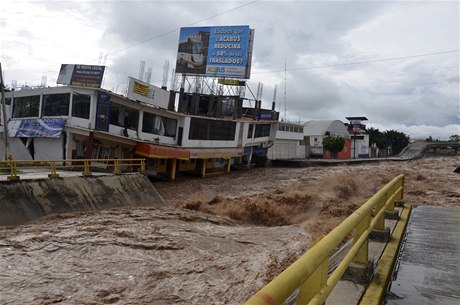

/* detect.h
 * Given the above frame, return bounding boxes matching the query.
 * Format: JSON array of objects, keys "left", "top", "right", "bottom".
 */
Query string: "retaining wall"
[{"left": 0, "top": 173, "right": 165, "bottom": 226}]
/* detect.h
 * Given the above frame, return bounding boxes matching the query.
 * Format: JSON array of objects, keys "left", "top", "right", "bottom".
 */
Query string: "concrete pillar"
[
  {"left": 85, "top": 132, "right": 94, "bottom": 160},
  {"left": 168, "top": 90, "right": 176, "bottom": 111},
  {"left": 170, "top": 158, "right": 177, "bottom": 181},
  {"left": 247, "top": 147, "right": 253, "bottom": 169},
  {"left": 226, "top": 158, "right": 231, "bottom": 173},
  {"left": 178, "top": 87, "right": 186, "bottom": 113},
  {"left": 201, "top": 159, "right": 206, "bottom": 177}
]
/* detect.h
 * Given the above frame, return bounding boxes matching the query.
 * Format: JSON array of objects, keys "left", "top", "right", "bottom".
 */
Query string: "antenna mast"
[
  {"left": 284, "top": 57, "right": 287, "bottom": 121},
  {"left": 145, "top": 67, "right": 152, "bottom": 83},
  {"left": 272, "top": 84, "right": 277, "bottom": 111},
  {"left": 40, "top": 75, "right": 47, "bottom": 87},
  {"left": 162, "top": 60, "right": 169, "bottom": 88},
  {"left": 256, "top": 82, "right": 263, "bottom": 100},
  {"left": 138, "top": 60, "right": 146, "bottom": 81},
  {"left": 170, "top": 68, "right": 176, "bottom": 91}
]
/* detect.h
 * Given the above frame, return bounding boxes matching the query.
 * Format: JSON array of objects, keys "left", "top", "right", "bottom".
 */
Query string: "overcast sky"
[{"left": 1, "top": 0, "right": 459, "bottom": 139}]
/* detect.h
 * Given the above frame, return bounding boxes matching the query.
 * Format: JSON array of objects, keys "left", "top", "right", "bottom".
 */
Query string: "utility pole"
[{"left": 0, "top": 63, "right": 10, "bottom": 160}]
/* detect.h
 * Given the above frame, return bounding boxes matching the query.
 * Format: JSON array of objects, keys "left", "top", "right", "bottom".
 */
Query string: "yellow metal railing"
[
  {"left": 0, "top": 158, "right": 146, "bottom": 180},
  {"left": 244, "top": 174, "right": 405, "bottom": 305}
]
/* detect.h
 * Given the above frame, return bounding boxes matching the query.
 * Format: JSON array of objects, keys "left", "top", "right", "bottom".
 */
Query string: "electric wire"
[
  {"left": 104, "top": 0, "right": 259, "bottom": 57},
  {"left": 254, "top": 50, "right": 459, "bottom": 74},
  {"left": 9, "top": 0, "right": 259, "bottom": 85}
]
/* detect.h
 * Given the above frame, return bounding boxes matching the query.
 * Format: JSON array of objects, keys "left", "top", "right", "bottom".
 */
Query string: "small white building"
[
  {"left": 268, "top": 122, "right": 305, "bottom": 159},
  {"left": 303, "top": 120, "right": 351, "bottom": 159}
]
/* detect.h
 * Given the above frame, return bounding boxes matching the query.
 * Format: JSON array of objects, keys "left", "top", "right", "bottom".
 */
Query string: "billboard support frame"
[{"left": 177, "top": 75, "right": 247, "bottom": 97}]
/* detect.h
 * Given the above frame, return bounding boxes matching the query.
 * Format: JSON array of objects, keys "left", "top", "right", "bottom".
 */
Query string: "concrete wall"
[
  {"left": 0, "top": 173, "right": 165, "bottom": 226},
  {"left": 268, "top": 140, "right": 306, "bottom": 160}
]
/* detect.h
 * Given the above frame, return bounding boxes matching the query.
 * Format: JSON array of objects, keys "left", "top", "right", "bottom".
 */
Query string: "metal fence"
[{"left": 0, "top": 158, "right": 146, "bottom": 180}]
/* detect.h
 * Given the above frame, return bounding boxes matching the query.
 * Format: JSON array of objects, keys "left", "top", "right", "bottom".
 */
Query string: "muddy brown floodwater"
[{"left": 1, "top": 156, "right": 459, "bottom": 305}]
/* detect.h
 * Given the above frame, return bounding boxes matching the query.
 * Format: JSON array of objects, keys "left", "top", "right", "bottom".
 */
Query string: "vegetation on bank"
[{"left": 367, "top": 128, "right": 410, "bottom": 155}]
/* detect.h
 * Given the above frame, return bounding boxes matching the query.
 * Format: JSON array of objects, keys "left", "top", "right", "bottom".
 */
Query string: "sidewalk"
[
  {"left": 0, "top": 169, "right": 111, "bottom": 181},
  {"left": 270, "top": 157, "right": 404, "bottom": 167}
]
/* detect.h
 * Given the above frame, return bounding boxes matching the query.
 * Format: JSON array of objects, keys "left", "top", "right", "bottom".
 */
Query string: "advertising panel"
[
  {"left": 8, "top": 118, "right": 66, "bottom": 138},
  {"left": 57, "top": 64, "right": 105, "bottom": 88},
  {"left": 217, "top": 78, "right": 246, "bottom": 86},
  {"left": 95, "top": 91, "right": 111, "bottom": 132},
  {"left": 175, "top": 25, "right": 253, "bottom": 79},
  {"left": 126, "top": 77, "right": 169, "bottom": 109},
  {"left": 258, "top": 110, "right": 274, "bottom": 121}
]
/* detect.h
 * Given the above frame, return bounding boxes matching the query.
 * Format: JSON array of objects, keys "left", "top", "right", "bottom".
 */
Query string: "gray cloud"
[{"left": 2, "top": 0, "right": 459, "bottom": 138}]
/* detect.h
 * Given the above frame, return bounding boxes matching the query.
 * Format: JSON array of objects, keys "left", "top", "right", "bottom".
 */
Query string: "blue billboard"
[
  {"left": 8, "top": 119, "right": 66, "bottom": 138},
  {"left": 175, "top": 25, "right": 253, "bottom": 79}
]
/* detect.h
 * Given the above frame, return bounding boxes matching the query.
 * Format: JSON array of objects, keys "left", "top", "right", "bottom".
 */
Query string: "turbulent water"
[{"left": 1, "top": 156, "right": 459, "bottom": 304}]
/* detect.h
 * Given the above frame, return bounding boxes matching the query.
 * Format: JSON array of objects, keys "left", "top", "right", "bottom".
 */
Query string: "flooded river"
[{"left": 1, "top": 156, "right": 459, "bottom": 304}]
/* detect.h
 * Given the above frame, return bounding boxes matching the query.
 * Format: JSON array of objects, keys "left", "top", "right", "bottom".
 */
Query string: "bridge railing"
[
  {"left": 244, "top": 174, "right": 405, "bottom": 305},
  {"left": 0, "top": 158, "right": 146, "bottom": 180}
]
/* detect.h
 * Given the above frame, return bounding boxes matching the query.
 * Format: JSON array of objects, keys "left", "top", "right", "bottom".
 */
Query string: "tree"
[
  {"left": 384, "top": 130, "right": 410, "bottom": 155},
  {"left": 449, "top": 134, "right": 460, "bottom": 142},
  {"left": 366, "top": 127, "right": 388, "bottom": 149},
  {"left": 323, "top": 136, "right": 345, "bottom": 159}
]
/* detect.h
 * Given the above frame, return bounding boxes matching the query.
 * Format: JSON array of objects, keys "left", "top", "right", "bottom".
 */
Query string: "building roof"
[
  {"left": 303, "top": 120, "right": 350, "bottom": 137},
  {"left": 345, "top": 116, "right": 368, "bottom": 121}
]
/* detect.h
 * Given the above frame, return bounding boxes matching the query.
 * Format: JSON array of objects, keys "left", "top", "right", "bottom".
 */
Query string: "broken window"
[
  {"left": 110, "top": 102, "right": 139, "bottom": 130},
  {"left": 142, "top": 112, "right": 177, "bottom": 137}
]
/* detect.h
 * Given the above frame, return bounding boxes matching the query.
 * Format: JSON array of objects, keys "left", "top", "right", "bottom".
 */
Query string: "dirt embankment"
[
  {"left": 0, "top": 173, "right": 164, "bottom": 226},
  {"left": 0, "top": 156, "right": 458, "bottom": 304}
]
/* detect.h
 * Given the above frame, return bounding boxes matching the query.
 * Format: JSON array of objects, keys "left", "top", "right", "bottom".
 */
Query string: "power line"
[
  {"left": 105, "top": 0, "right": 259, "bottom": 57},
  {"left": 12, "top": 0, "right": 259, "bottom": 85},
  {"left": 254, "top": 49, "right": 460, "bottom": 74}
]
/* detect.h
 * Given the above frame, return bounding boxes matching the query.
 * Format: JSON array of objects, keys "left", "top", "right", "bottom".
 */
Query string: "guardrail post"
[
  {"left": 388, "top": 185, "right": 396, "bottom": 211},
  {"left": 344, "top": 211, "right": 374, "bottom": 284},
  {"left": 395, "top": 176, "right": 405, "bottom": 207},
  {"left": 353, "top": 212, "right": 371, "bottom": 265},
  {"left": 374, "top": 196, "right": 385, "bottom": 231},
  {"left": 296, "top": 258, "right": 328, "bottom": 305},
  {"left": 385, "top": 183, "right": 400, "bottom": 220},
  {"left": 140, "top": 159, "right": 145, "bottom": 171},
  {"left": 82, "top": 160, "right": 92, "bottom": 177},
  {"left": 399, "top": 177, "right": 404, "bottom": 200},
  {"left": 369, "top": 195, "right": 391, "bottom": 242},
  {"left": 7, "top": 160, "right": 20, "bottom": 181},
  {"left": 113, "top": 159, "right": 120, "bottom": 175},
  {"left": 48, "top": 161, "right": 60, "bottom": 178}
]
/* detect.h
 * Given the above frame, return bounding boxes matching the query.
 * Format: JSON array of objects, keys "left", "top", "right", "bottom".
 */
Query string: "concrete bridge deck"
[{"left": 385, "top": 205, "right": 460, "bottom": 305}]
